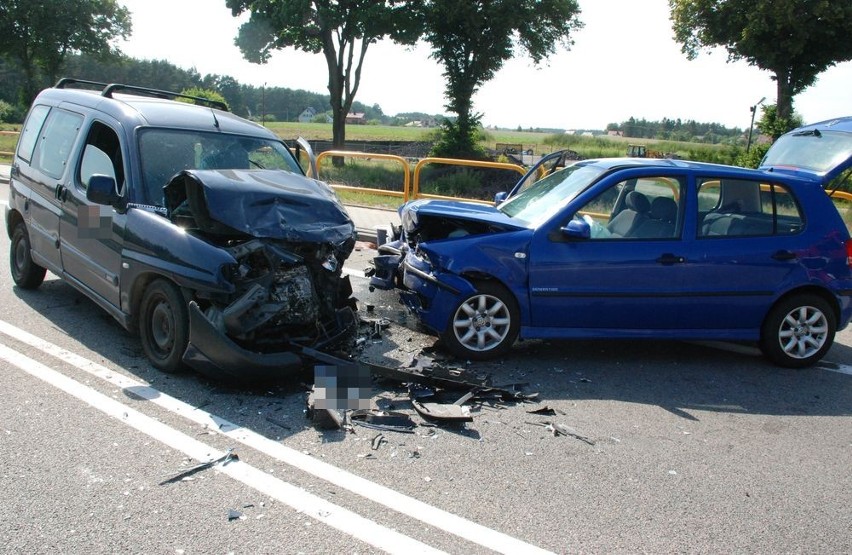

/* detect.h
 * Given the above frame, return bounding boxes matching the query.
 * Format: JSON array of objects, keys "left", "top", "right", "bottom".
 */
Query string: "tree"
[
  {"left": 756, "top": 104, "right": 803, "bottom": 141},
  {"left": 670, "top": 0, "right": 852, "bottom": 123},
  {"left": 0, "top": 0, "right": 131, "bottom": 105},
  {"left": 226, "top": 0, "right": 421, "bottom": 152},
  {"left": 422, "top": 0, "right": 582, "bottom": 158},
  {"left": 178, "top": 87, "right": 230, "bottom": 110}
]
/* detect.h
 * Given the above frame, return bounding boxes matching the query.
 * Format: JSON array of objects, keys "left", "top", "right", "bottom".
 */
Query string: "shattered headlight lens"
[{"left": 321, "top": 252, "right": 339, "bottom": 272}]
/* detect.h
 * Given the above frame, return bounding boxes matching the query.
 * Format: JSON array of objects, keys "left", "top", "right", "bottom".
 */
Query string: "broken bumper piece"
[{"left": 183, "top": 301, "right": 303, "bottom": 380}]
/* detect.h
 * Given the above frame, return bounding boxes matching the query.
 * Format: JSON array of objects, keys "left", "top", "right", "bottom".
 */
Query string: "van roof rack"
[{"left": 53, "top": 78, "right": 229, "bottom": 111}]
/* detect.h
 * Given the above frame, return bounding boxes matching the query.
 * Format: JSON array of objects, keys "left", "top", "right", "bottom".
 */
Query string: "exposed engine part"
[{"left": 404, "top": 216, "right": 507, "bottom": 245}]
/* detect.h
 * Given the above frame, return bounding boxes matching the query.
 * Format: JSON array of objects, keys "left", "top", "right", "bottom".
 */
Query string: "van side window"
[
  {"left": 33, "top": 109, "right": 84, "bottom": 179},
  {"left": 78, "top": 121, "right": 124, "bottom": 193},
  {"left": 698, "top": 178, "right": 804, "bottom": 237},
  {"left": 16, "top": 104, "right": 50, "bottom": 163}
]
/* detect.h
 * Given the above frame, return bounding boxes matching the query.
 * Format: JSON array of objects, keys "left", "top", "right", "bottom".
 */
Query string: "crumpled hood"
[
  {"left": 400, "top": 199, "right": 524, "bottom": 234},
  {"left": 164, "top": 169, "right": 355, "bottom": 243}
]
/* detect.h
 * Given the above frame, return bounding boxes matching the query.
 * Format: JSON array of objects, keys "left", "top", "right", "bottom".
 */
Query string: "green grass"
[{"left": 0, "top": 125, "right": 19, "bottom": 162}]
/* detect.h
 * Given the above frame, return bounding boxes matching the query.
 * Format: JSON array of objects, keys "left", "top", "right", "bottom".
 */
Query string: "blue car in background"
[{"left": 371, "top": 117, "right": 852, "bottom": 368}]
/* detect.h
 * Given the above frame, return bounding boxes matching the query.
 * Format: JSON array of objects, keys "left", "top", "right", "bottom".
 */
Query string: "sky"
[{"left": 116, "top": 0, "right": 852, "bottom": 131}]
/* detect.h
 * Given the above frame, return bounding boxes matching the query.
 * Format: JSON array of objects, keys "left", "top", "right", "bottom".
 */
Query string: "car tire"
[
  {"left": 139, "top": 279, "right": 189, "bottom": 373},
  {"left": 760, "top": 294, "right": 835, "bottom": 368},
  {"left": 10, "top": 222, "right": 46, "bottom": 289},
  {"left": 441, "top": 281, "right": 520, "bottom": 361}
]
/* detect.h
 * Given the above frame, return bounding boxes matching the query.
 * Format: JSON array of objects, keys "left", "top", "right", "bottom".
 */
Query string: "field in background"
[{"left": 1, "top": 121, "right": 737, "bottom": 165}]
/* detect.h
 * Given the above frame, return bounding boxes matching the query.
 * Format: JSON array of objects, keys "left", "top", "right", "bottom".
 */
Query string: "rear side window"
[
  {"left": 697, "top": 178, "right": 804, "bottom": 237},
  {"left": 33, "top": 109, "right": 84, "bottom": 179},
  {"left": 16, "top": 104, "right": 50, "bottom": 163}
]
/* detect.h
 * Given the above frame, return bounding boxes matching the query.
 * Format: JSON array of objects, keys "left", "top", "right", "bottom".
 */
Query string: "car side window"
[
  {"left": 16, "top": 104, "right": 50, "bottom": 163},
  {"left": 33, "top": 109, "right": 84, "bottom": 179},
  {"left": 574, "top": 176, "right": 683, "bottom": 240},
  {"left": 78, "top": 121, "right": 124, "bottom": 194},
  {"left": 697, "top": 178, "right": 804, "bottom": 237}
]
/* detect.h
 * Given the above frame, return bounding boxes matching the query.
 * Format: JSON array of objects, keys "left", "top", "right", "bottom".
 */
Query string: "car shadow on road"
[
  {"left": 10, "top": 278, "right": 852, "bottom": 443},
  {"left": 10, "top": 279, "right": 319, "bottom": 444}
]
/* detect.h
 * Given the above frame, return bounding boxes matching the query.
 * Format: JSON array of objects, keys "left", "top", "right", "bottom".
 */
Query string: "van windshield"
[{"left": 138, "top": 129, "right": 303, "bottom": 206}]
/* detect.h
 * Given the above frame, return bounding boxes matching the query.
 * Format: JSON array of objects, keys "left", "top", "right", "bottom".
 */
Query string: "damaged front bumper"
[
  {"left": 373, "top": 248, "right": 476, "bottom": 336},
  {"left": 183, "top": 300, "right": 358, "bottom": 380}
]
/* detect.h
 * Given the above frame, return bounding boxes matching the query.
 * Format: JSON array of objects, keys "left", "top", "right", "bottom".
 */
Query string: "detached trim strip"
[{"left": 403, "top": 260, "right": 460, "bottom": 294}]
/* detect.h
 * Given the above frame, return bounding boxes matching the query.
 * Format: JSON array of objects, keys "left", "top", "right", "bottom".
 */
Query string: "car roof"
[
  {"left": 34, "top": 86, "right": 278, "bottom": 140},
  {"left": 574, "top": 157, "right": 810, "bottom": 181},
  {"left": 784, "top": 116, "right": 852, "bottom": 134}
]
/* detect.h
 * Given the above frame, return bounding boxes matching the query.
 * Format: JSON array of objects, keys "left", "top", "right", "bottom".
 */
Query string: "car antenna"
[{"left": 211, "top": 108, "right": 220, "bottom": 129}]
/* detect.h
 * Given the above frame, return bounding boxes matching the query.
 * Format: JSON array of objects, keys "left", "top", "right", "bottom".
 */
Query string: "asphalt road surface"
[{"left": 2, "top": 183, "right": 850, "bottom": 553}]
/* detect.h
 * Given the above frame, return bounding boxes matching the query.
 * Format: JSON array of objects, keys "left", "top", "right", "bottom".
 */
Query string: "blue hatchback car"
[{"left": 371, "top": 117, "right": 852, "bottom": 368}]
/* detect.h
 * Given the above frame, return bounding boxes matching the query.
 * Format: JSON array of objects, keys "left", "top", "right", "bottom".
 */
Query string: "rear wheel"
[
  {"left": 10, "top": 222, "right": 46, "bottom": 289},
  {"left": 760, "top": 294, "right": 835, "bottom": 368},
  {"left": 139, "top": 279, "right": 189, "bottom": 373},
  {"left": 441, "top": 281, "right": 519, "bottom": 361}
]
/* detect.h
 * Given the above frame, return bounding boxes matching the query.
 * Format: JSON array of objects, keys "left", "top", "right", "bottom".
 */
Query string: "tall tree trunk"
[{"left": 775, "top": 70, "right": 795, "bottom": 122}]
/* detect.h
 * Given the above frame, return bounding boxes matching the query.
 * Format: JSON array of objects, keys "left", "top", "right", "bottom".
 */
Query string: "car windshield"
[
  {"left": 138, "top": 128, "right": 304, "bottom": 206},
  {"left": 761, "top": 130, "right": 852, "bottom": 174},
  {"left": 498, "top": 163, "right": 606, "bottom": 226}
]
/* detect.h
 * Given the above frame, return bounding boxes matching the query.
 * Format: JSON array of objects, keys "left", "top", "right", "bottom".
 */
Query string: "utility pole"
[
  {"left": 746, "top": 97, "right": 766, "bottom": 153},
  {"left": 261, "top": 82, "right": 267, "bottom": 127}
]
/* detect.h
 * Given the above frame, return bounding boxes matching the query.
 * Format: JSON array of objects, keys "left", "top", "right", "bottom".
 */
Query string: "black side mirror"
[{"left": 86, "top": 174, "right": 121, "bottom": 206}]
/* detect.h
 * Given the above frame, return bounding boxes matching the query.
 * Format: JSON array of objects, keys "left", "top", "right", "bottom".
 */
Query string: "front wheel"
[
  {"left": 139, "top": 279, "right": 189, "bottom": 373},
  {"left": 10, "top": 222, "right": 46, "bottom": 289},
  {"left": 760, "top": 294, "right": 835, "bottom": 368},
  {"left": 441, "top": 281, "right": 519, "bottom": 361}
]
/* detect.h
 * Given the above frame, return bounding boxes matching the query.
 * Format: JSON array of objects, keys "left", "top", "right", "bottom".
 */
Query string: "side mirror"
[
  {"left": 561, "top": 217, "right": 591, "bottom": 239},
  {"left": 86, "top": 174, "right": 121, "bottom": 206},
  {"left": 493, "top": 191, "right": 508, "bottom": 205}
]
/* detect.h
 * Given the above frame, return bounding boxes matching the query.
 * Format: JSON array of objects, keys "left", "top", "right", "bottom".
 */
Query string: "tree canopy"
[
  {"left": 422, "top": 0, "right": 582, "bottom": 158},
  {"left": 226, "top": 0, "right": 422, "bottom": 150},
  {"left": 670, "top": 0, "right": 852, "bottom": 125},
  {"left": 0, "top": 0, "right": 131, "bottom": 104}
]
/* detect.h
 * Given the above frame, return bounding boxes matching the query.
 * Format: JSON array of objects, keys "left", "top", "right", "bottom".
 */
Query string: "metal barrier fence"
[{"left": 316, "top": 150, "right": 526, "bottom": 204}]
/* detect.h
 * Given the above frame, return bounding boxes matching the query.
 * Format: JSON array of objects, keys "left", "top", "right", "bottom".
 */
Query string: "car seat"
[{"left": 607, "top": 191, "right": 650, "bottom": 237}]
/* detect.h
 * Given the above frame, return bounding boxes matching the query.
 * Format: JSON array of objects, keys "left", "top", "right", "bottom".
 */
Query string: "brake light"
[{"left": 847, "top": 239, "right": 852, "bottom": 268}]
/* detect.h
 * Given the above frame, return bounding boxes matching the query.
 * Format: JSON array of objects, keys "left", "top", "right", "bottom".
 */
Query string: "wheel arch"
[
  {"left": 127, "top": 271, "right": 193, "bottom": 333},
  {"left": 6, "top": 208, "right": 23, "bottom": 238},
  {"left": 459, "top": 270, "right": 528, "bottom": 324},
  {"left": 767, "top": 285, "right": 841, "bottom": 327}
]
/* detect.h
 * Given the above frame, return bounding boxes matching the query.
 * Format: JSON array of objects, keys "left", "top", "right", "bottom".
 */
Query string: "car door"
[
  {"left": 526, "top": 172, "right": 688, "bottom": 334},
  {"left": 15, "top": 105, "right": 84, "bottom": 274},
  {"left": 58, "top": 118, "right": 126, "bottom": 307},
  {"left": 676, "top": 177, "right": 809, "bottom": 334}
]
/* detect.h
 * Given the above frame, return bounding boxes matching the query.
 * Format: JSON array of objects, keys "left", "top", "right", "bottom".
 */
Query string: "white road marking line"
[
  {"left": 343, "top": 266, "right": 366, "bottom": 278},
  {"left": 0, "top": 319, "right": 554, "bottom": 555},
  {"left": 818, "top": 363, "right": 852, "bottom": 376},
  {"left": 0, "top": 343, "right": 445, "bottom": 555}
]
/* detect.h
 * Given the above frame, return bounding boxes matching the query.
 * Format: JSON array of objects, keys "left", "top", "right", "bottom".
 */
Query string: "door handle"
[
  {"left": 656, "top": 253, "right": 685, "bottom": 265},
  {"left": 55, "top": 185, "right": 69, "bottom": 202},
  {"left": 771, "top": 250, "right": 796, "bottom": 261}
]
